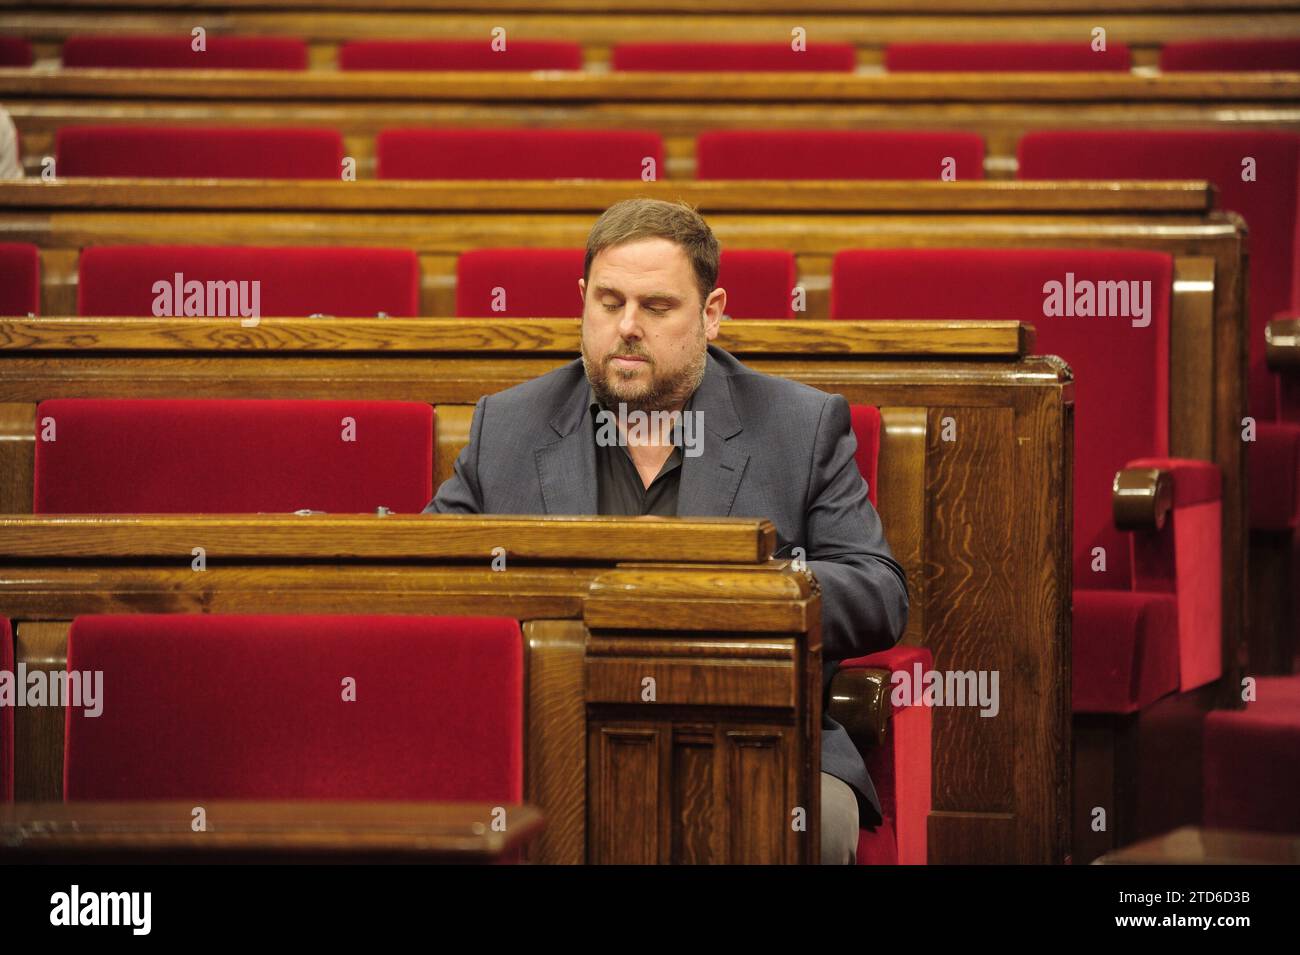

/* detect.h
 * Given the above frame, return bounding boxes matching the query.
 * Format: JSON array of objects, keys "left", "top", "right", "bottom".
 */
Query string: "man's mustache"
[{"left": 607, "top": 349, "right": 652, "bottom": 364}]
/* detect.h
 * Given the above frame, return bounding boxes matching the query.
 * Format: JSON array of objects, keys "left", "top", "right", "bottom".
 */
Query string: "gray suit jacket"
[{"left": 424, "top": 344, "right": 910, "bottom": 826}]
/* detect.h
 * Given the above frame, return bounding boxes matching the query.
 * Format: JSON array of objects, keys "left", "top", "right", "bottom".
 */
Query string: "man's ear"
[
  {"left": 578, "top": 277, "right": 586, "bottom": 306},
  {"left": 703, "top": 287, "right": 726, "bottom": 341}
]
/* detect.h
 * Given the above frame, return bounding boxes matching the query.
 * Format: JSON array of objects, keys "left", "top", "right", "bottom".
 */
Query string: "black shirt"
[{"left": 589, "top": 387, "right": 694, "bottom": 516}]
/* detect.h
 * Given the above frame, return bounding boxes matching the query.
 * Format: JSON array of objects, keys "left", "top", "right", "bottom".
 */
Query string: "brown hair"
[{"left": 583, "top": 198, "right": 720, "bottom": 307}]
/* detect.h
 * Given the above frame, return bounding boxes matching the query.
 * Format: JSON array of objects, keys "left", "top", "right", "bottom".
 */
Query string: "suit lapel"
[
  {"left": 535, "top": 373, "right": 598, "bottom": 515},
  {"left": 535, "top": 350, "right": 748, "bottom": 517},
  {"left": 676, "top": 352, "right": 748, "bottom": 517}
]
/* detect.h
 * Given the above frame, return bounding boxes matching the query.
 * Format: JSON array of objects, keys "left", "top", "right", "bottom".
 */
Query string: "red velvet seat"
[
  {"left": 339, "top": 39, "right": 582, "bottom": 71},
  {"left": 1, "top": 618, "right": 12, "bottom": 802},
  {"left": 456, "top": 246, "right": 797, "bottom": 318},
  {"left": 64, "top": 614, "right": 523, "bottom": 803},
  {"left": 885, "top": 42, "right": 1131, "bottom": 72},
  {"left": 78, "top": 245, "right": 420, "bottom": 317},
  {"left": 55, "top": 125, "right": 344, "bottom": 179},
  {"left": 611, "top": 42, "right": 856, "bottom": 72},
  {"left": 0, "top": 37, "right": 34, "bottom": 67},
  {"left": 696, "top": 130, "right": 984, "bottom": 180},
  {"left": 843, "top": 404, "right": 933, "bottom": 864},
  {"left": 1018, "top": 130, "right": 1300, "bottom": 534},
  {"left": 1160, "top": 39, "right": 1300, "bottom": 72},
  {"left": 834, "top": 248, "right": 1222, "bottom": 710},
  {"left": 376, "top": 128, "right": 663, "bottom": 180},
  {"left": 0, "top": 243, "right": 40, "bottom": 315},
  {"left": 62, "top": 34, "right": 308, "bottom": 70},
  {"left": 33, "top": 398, "right": 434, "bottom": 514}
]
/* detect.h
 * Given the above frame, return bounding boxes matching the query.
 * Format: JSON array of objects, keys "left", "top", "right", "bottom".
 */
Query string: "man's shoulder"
[
  {"left": 480, "top": 359, "right": 585, "bottom": 417},
  {"left": 709, "top": 345, "right": 838, "bottom": 415}
]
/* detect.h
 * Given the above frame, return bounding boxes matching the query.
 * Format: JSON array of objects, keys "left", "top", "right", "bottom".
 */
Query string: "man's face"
[{"left": 579, "top": 237, "right": 725, "bottom": 414}]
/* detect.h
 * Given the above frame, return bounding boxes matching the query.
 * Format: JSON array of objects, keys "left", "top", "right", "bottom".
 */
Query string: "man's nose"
[{"left": 616, "top": 308, "right": 643, "bottom": 338}]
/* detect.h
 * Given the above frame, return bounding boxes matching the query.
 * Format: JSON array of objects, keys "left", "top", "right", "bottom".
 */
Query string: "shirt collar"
[{"left": 587, "top": 383, "right": 697, "bottom": 449}]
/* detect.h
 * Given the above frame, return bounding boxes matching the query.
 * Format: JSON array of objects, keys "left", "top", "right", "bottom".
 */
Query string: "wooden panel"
[
  {"left": 879, "top": 407, "right": 927, "bottom": 646},
  {"left": 588, "top": 724, "right": 662, "bottom": 865},
  {"left": 522, "top": 620, "right": 587, "bottom": 866},
  {"left": 587, "top": 657, "right": 795, "bottom": 707},
  {"left": 434, "top": 404, "right": 473, "bottom": 492},
  {"left": 0, "top": 402, "right": 34, "bottom": 513},
  {"left": 13, "top": 620, "right": 69, "bottom": 801},
  {"left": 727, "top": 727, "right": 798, "bottom": 865},
  {"left": 672, "top": 724, "right": 722, "bottom": 864},
  {"left": 924, "top": 407, "right": 1020, "bottom": 859},
  {"left": 1169, "top": 257, "right": 1217, "bottom": 461}
]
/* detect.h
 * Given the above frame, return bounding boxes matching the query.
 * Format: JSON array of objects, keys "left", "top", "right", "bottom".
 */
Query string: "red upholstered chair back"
[
  {"left": 78, "top": 245, "right": 420, "bottom": 317},
  {"left": 1160, "top": 39, "right": 1300, "bottom": 72},
  {"left": 1, "top": 618, "right": 12, "bottom": 802},
  {"left": 340, "top": 40, "right": 582, "bottom": 71},
  {"left": 0, "top": 37, "right": 33, "bottom": 67},
  {"left": 696, "top": 130, "right": 984, "bottom": 180},
  {"left": 833, "top": 247, "right": 1174, "bottom": 586},
  {"left": 55, "top": 125, "right": 344, "bottom": 179},
  {"left": 611, "top": 42, "right": 856, "bottom": 72},
  {"left": 849, "top": 404, "right": 881, "bottom": 509},
  {"left": 376, "top": 128, "right": 663, "bottom": 180},
  {"left": 456, "top": 247, "right": 797, "bottom": 318},
  {"left": 1018, "top": 130, "right": 1300, "bottom": 422},
  {"left": 61, "top": 35, "right": 308, "bottom": 69},
  {"left": 885, "top": 42, "right": 1131, "bottom": 72},
  {"left": 0, "top": 243, "right": 40, "bottom": 315},
  {"left": 33, "top": 398, "right": 434, "bottom": 514},
  {"left": 64, "top": 614, "right": 524, "bottom": 802}
]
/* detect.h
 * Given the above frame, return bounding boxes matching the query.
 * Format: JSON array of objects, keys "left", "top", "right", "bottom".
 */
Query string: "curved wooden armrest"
[
  {"left": 1266, "top": 318, "right": 1300, "bottom": 370},
  {"left": 828, "top": 666, "right": 890, "bottom": 753},
  {"left": 1113, "top": 467, "right": 1172, "bottom": 531}
]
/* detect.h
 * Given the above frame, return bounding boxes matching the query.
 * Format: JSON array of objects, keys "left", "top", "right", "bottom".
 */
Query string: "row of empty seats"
[
  {"left": 3, "top": 36, "right": 1297, "bottom": 72},
  {"left": 47, "top": 126, "right": 984, "bottom": 180}
]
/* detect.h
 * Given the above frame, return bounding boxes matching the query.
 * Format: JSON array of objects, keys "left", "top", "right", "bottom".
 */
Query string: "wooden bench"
[
  {"left": 6, "top": 0, "right": 1299, "bottom": 68},
  {"left": 3, "top": 71, "right": 1297, "bottom": 179},
  {"left": 0, "top": 319, "right": 1076, "bottom": 863}
]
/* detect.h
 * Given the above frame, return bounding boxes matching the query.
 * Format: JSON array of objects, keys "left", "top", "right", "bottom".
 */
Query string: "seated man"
[{"left": 425, "top": 198, "right": 909, "bottom": 863}]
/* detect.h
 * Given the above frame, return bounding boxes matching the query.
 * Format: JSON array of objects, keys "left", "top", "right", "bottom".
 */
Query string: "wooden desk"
[
  {"left": 1095, "top": 826, "right": 1300, "bottom": 865},
  {"left": 0, "top": 516, "right": 829, "bottom": 865},
  {"left": 0, "top": 800, "right": 546, "bottom": 863},
  {"left": 4, "top": 70, "right": 1296, "bottom": 179}
]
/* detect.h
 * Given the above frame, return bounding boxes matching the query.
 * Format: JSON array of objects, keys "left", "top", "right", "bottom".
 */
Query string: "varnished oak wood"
[
  {"left": 13, "top": 621, "right": 68, "bottom": 802},
  {"left": 0, "top": 179, "right": 1215, "bottom": 212},
  {"left": 7, "top": 9, "right": 1300, "bottom": 53},
  {"left": 0, "top": 800, "right": 545, "bottom": 863},
  {"left": 522, "top": 620, "right": 586, "bottom": 866},
  {"left": 1, "top": 71, "right": 1297, "bottom": 103},
  {"left": 0, "top": 402, "right": 34, "bottom": 514},
  {"left": 9, "top": 0, "right": 1294, "bottom": 12},
  {"left": 0, "top": 317, "right": 1033, "bottom": 357},
  {"left": 0, "top": 514, "right": 778, "bottom": 563}
]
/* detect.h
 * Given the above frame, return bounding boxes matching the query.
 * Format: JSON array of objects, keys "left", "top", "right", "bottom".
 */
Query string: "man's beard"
[{"left": 582, "top": 331, "right": 708, "bottom": 416}]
